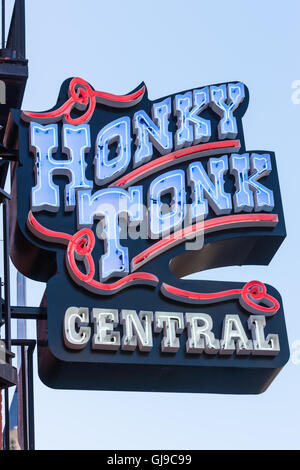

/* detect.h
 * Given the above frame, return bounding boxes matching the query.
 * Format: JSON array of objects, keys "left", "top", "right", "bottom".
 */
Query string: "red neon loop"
[
  {"left": 22, "top": 77, "right": 145, "bottom": 125},
  {"left": 240, "top": 280, "right": 280, "bottom": 314},
  {"left": 111, "top": 140, "right": 241, "bottom": 189},
  {"left": 27, "top": 211, "right": 158, "bottom": 295},
  {"left": 67, "top": 229, "right": 96, "bottom": 283},
  {"left": 161, "top": 280, "right": 280, "bottom": 316}
]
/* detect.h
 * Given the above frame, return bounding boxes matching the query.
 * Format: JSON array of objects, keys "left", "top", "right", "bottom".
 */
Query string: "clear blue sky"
[{"left": 3, "top": 0, "right": 300, "bottom": 449}]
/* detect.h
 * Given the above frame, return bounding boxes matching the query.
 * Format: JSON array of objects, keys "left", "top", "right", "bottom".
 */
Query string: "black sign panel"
[{"left": 9, "top": 77, "right": 288, "bottom": 393}]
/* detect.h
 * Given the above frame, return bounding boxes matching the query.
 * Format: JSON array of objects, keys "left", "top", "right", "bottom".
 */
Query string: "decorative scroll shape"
[
  {"left": 27, "top": 211, "right": 158, "bottom": 295},
  {"left": 22, "top": 77, "right": 146, "bottom": 125},
  {"left": 27, "top": 212, "right": 280, "bottom": 315},
  {"left": 161, "top": 280, "right": 280, "bottom": 316}
]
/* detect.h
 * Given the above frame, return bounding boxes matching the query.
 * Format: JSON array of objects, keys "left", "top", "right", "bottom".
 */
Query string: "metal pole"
[
  {"left": 3, "top": 197, "right": 11, "bottom": 450},
  {"left": 1, "top": 0, "right": 5, "bottom": 49},
  {"left": 21, "top": 345, "right": 28, "bottom": 450},
  {"left": 4, "top": 198, "right": 11, "bottom": 361},
  {"left": 17, "top": 272, "right": 27, "bottom": 369},
  {"left": 27, "top": 346, "right": 34, "bottom": 450},
  {"left": 3, "top": 197, "right": 12, "bottom": 450},
  {"left": 4, "top": 387, "right": 9, "bottom": 449},
  {"left": 16, "top": 271, "right": 27, "bottom": 449}
]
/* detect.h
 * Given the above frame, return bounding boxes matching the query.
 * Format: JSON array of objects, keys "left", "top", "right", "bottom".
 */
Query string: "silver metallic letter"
[
  {"left": 220, "top": 314, "right": 253, "bottom": 355},
  {"left": 185, "top": 313, "right": 220, "bottom": 354},
  {"left": 248, "top": 315, "right": 280, "bottom": 356},
  {"left": 121, "top": 310, "right": 153, "bottom": 351},
  {"left": 63, "top": 307, "right": 91, "bottom": 350},
  {"left": 92, "top": 308, "right": 120, "bottom": 350},
  {"left": 154, "top": 311, "right": 184, "bottom": 353}
]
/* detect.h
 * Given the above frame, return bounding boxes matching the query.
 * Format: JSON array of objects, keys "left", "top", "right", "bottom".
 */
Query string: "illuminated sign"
[{"left": 9, "top": 77, "right": 289, "bottom": 393}]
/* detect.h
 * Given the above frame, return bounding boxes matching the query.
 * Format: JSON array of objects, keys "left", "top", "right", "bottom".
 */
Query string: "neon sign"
[{"left": 8, "top": 77, "right": 289, "bottom": 393}]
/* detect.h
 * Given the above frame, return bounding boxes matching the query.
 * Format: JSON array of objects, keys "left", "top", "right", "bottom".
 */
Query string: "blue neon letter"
[
  {"left": 188, "top": 156, "right": 232, "bottom": 219},
  {"left": 174, "top": 87, "right": 211, "bottom": 149},
  {"left": 94, "top": 117, "right": 131, "bottom": 186},
  {"left": 210, "top": 83, "right": 245, "bottom": 139},
  {"left": 230, "top": 153, "right": 274, "bottom": 212},
  {"left": 133, "top": 98, "right": 172, "bottom": 167},
  {"left": 149, "top": 170, "right": 185, "bottom": 238},
  {"left": 30, "top": 122, "right": 92, "bottom": 212},
  {"left": 77, "top": 187, "right": 143, "bottom": 281}
]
